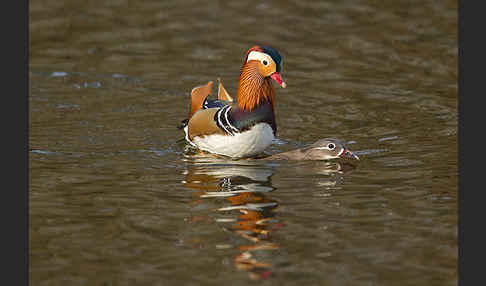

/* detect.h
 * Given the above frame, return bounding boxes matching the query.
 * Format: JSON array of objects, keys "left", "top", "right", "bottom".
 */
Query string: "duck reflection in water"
[
  {"left": 181, "top": 147, "right": 358, "bottom": 280},
  {"left": 183, "top": 160, "right": 278, "bottom": 279}
]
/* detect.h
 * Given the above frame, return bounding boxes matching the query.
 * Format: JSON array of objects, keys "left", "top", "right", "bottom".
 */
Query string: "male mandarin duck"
[
  {"left": 261, "top": 139, "right": 360, "bottom": 161},
  {"left": 180, "top": 45, "right": 287, "bottom": 158}
]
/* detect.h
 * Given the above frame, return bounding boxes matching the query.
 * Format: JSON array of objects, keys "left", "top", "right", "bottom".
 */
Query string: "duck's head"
[
  {"left": 243, "top": 45, "right": 286, "bottom": 88},
  {"left": 302, "top": 139, "right": 360, "bottom": 161}
]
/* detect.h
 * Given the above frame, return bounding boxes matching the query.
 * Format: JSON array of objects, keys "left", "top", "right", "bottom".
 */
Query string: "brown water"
[{"left": 30, "top": 0, "right": 457, "bottom": 285}]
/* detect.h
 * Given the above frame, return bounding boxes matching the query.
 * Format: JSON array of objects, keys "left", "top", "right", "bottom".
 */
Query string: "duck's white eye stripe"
[{"left": 247, "top": 51, "right": 272, "bottom": 64}]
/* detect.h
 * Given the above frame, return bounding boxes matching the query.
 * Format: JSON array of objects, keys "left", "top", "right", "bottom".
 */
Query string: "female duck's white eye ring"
[{"left": 327, "top": 143, "right": 335, "bottom": 150}]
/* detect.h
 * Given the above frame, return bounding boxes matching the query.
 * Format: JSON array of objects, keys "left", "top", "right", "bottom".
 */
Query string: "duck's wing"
[
  {"left": 186, "top": 107, "right": 228, "bottom": 140},
  {"left": 201, "top": 78, "right": 233, "bottom": 109},
  {"left": 188, "top": 81, "right": 213, "bottom": 119},
  {"left": 187, "top": 102, "right": 245, "bottom": 140},
  {"left": 217, "top": 78, "right": 233, "bottom": 102},
  {"left": 179, "top": 81, "right": 216, "bottom": 130},
  {"left": 202, "top": 98, "right": 229, "bottom": 109},
  {"left": 180, "top": 80, "right": 234, "bottom": 130},
  {"left": 187, "top": 100, "right": 277, "bottom": 140},
  {"left": 189, "top": 79, "right": 233, "bottom": 117}
]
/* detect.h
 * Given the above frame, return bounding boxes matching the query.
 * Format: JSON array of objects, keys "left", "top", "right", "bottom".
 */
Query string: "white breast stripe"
[
  {"left": 224, "top": 106, "right": 239, "bottom": 133},
  {"left": 216, "top": 107, "right": 233, "bottom": 135}
]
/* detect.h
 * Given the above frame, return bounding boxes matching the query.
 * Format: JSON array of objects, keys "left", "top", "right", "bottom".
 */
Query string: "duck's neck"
[{"left": 236, "top": 62, "right": 275, "bottom": 112}]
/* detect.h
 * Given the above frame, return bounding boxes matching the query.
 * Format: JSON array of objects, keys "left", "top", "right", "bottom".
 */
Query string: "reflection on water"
[
  {"left": 182, "top": 154, "right": 352, "bottom": 280},
  {"left": 30, "top": 0, "right": 457, "bottom": 284}
]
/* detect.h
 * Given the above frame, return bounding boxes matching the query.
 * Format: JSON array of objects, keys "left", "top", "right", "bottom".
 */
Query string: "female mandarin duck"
[
  {"left": 261, "top": 138, "right": 360, "bottom": 161},
  {"left": 180, "top": 45, "right": 287, "bottom": 158}
]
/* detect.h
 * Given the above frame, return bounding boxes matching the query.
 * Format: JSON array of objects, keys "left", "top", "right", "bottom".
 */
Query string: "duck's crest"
[
  {"left": 260, "top": 46, "right": 282, "bottom": 72},
  {"left": 242, "top": 45, "right": 264, "bottom": 66},
  {"left": 242, "top": 45, "right": 282, "bottom": 72}
]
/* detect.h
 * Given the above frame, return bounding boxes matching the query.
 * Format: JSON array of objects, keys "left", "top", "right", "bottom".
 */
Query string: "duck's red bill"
[
  {"left": 339, "top": 149, "right": 360, "bottom": 160},
  {"left": 270, "top": 72, "right": 287, "bottom": 88}
]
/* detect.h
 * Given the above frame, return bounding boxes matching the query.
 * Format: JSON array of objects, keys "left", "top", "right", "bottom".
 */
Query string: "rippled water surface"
[{"left": 30, "top": 0, "right": 457, "bottom": 285}]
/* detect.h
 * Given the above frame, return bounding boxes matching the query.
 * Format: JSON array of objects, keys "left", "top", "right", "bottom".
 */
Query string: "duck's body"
[
  {"left": 189, "top": 121, "right": 275, "bottom": 158},
  {"left": 181, "top": 45, "right": 286, "bottom": 158},
  {"left": 184, "top": 105, "right": 276, "bottom": 157}
]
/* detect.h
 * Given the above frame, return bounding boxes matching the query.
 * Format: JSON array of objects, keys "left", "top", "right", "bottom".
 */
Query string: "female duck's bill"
[{"left": 337, "top": 147, "right": 360, "bottom": 160}]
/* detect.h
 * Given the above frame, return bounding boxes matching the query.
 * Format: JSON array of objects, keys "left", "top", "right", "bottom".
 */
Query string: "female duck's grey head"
[{"left": 302, "top": 138, "right": 359, "bottom": 160}]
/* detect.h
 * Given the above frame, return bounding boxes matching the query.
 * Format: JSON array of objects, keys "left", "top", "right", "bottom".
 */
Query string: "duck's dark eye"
[
  {"left": 262, "top": 60, "right": 268, "bottom": 66},
  {"left": 327, "top": 143, "right": 335, "bottom": 150}
]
